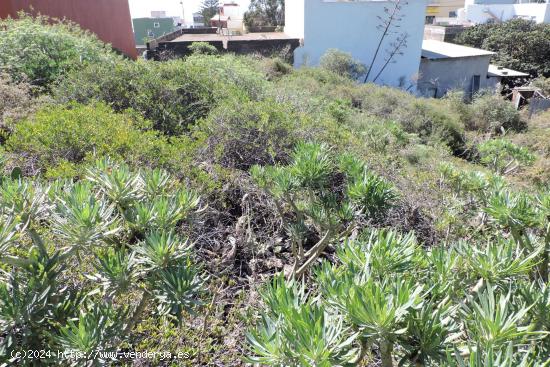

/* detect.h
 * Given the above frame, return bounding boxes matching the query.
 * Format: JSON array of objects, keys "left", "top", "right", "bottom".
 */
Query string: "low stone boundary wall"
[{"left": 147, "top": 37, "right": 300, "bottom": 62}]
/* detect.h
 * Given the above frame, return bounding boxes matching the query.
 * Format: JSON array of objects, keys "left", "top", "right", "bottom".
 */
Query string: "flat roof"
[
  {"left": 422, "top": 40, "right": 495, "bottom": 59},
  {"left": 488, "top": 64, "right": 529, "bottom": 77},
  {"left": 170, "top": 32, "right": 295, "bottom": 43}
]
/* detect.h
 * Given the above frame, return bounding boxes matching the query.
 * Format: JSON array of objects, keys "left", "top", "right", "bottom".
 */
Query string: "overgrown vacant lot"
[{"left": 0, "top": 16, "right": 549, "bottom": 366}]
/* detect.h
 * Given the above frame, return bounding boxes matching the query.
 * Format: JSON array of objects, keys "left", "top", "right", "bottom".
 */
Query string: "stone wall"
[
  {"left": 148, "top": 38, "right": 300, "bottom": 62},
  {"left": 151, "top": 41, "right": 225, "bottom": 59},
  {"left": 226, "top": 39, "right": 300, "bottom": 58}
]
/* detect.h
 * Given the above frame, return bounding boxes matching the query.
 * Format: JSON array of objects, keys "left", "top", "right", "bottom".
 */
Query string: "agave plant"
[
  {"left": 477, "top": 139, "right": 535, "bottom": 176},
  {"left": 141, "top": 167, "right": 172, "bottom": 199},
  {"left": 316, "top": 254, "right": 424, "bottom": 367},
  {"left": 0, "top": 232, "right": 73, "bottom": 356},
  {"left": 517, "top": 280, "right": 550, "bottom": 357},
  {"left": 425, "top": 246, "right": 461, "bottom": 300},
  {"left": 125, "top": 189, "right": 199, "bottom": 234},
  {"left": 152, "top": 260, "right": 205, "bottom": 323},
  {"left": 133, "top": 230, "right": 191, "bottom": 272},
  {"left": 439, "top": 163, "right": 506, "bottom": 205},
  {"left": 0, "top": 216, "right": 18, "bottom": 255},
  {"left": 347, "top": 170, "right": 399, "bottom": 219}
]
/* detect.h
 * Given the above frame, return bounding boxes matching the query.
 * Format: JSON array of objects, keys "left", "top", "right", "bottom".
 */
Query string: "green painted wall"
[{"left": 133, "top": 17, "right": 175, "bottom": 45}]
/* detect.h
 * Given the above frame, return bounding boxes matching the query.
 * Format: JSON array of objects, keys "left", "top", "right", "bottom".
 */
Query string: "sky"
[{"left": 128, "top": 0, "right": 250, "bottom": 24}]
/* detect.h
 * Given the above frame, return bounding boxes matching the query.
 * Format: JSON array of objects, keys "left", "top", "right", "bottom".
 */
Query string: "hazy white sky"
[{"left": 128, "top": 0, "right": 250, "bottom": 23}]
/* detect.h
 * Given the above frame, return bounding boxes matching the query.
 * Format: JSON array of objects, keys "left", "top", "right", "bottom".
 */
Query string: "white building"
[
  {"left": 418, "top": 40, "right": 495, "bottom": 98},
  {"left": 192, "top": 12, "right": 205, "bottom": 27},
  {"left": 285, "top": 0, "right": 428, "bottom": 88},
  {"left": 211, "top": 2, "right": 244, "bottom": 32},
  {"left": 460, "top": 0, "right": 550, "bottom": 24},
  {"left": 418, "top": 40, "right": 528, "bottom": 98}
]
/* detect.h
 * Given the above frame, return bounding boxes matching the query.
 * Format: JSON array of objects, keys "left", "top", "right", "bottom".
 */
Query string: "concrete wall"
[
  {"left": 464, "top": 3, "right": 550, "bottom": 24},
  {"left": 286, "top": 0, "right": 428, "bottom": 88},
  {"left": 418, "top": 55, "right": 492, "bottom": 98},
  {"left": 149, "top": 38, "right": 300, "bottom": 61},
  {"left": 227, "top": 39, "right": 301, "bottom": 57},
  {"left": 0, "top": 0, "right": 137, "bottom": 58},
  {"left": 154, "top": 41, "right": 225, "bottom": 59},
  {"left": 424, "top": 25, "right": 466, "bottom": 42}
]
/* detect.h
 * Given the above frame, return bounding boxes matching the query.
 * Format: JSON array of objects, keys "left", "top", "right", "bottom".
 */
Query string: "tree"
[
  {"left": 455, "top": 19, "right": 550, "bottom": 78},
  {"left": 200, "top": 0, "right": 219, "bottom": 26},
  {"left": 243, "top": 0, "right": 284, "bottom": 28}
]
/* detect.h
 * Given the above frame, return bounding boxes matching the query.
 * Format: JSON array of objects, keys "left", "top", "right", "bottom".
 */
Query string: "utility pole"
[{"left": 179, "top": 1, "right": 185, "bottom": 27}]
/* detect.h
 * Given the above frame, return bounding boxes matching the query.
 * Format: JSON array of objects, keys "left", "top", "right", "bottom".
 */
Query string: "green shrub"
[
  {"left": 0, "top": 74, "right": 48, "bottom": 138},
  {"left": 248, "top": 225, "right": 549, "bottom": 366},
  {"left": 0, "top": 14, "right": 120, "bottom": 88},
  {"left": 6, "top": 103, "right": 171, "bottom": 176},
  {"left": 53, "top": 59, "right": 215, "bottom": 135},
  {"left": 319, "top": 49, "right": 367, "bottom": 80},
  {"left": 245, "top": 275, "right": 358, "bottom": 366},
  {"left": 478, "top": 139, "right": 535, "bottom": 175},
  {"left": 443, "top": 91, "right": 525, "bottom": 134},
  {"left": 531, "top": 77, "right": 550, "bottom": 96},
  {"left": 253, "top": 56, "right": 293, "bottom": 80},
  {"left": 269, "top": 67, "right": 353, "bottom": 122},
  {"left": 195, "top": 99, "right": 298, "bottom": 169},
  {"left": 0, "top": 160, "right": 206, "bottom": 364},
  {"left": 350, "top": 84, "right": 467, "bottom": 155},
  {"left": 188, "top": 41, "right": 219, "bottom": 55},
  {"left": 251, "top": 142, "right": 398, "bottom": 278},
  {"left": 54, "top": 55, "right": 268, "bottom": 135},
  {"left": 470, "top": 94, "right": 525, "bottom": 133}
]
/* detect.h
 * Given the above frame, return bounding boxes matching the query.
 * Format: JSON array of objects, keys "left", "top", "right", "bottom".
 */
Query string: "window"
[
  {"left": 449, "top": 11, "right": 457, "bottom": 17},
  {"left": 153, "top": 22, "right": 160, "bottom": 28}
]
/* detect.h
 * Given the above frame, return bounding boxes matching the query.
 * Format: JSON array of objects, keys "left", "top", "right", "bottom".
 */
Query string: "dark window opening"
[{"left": 472, "top": 75, "right": 481, "bottom": 95}]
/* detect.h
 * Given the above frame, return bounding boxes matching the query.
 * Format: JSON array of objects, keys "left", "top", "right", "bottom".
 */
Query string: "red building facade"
[{"left": 0, "top": 0, "right": 137, "bottom": 59}]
